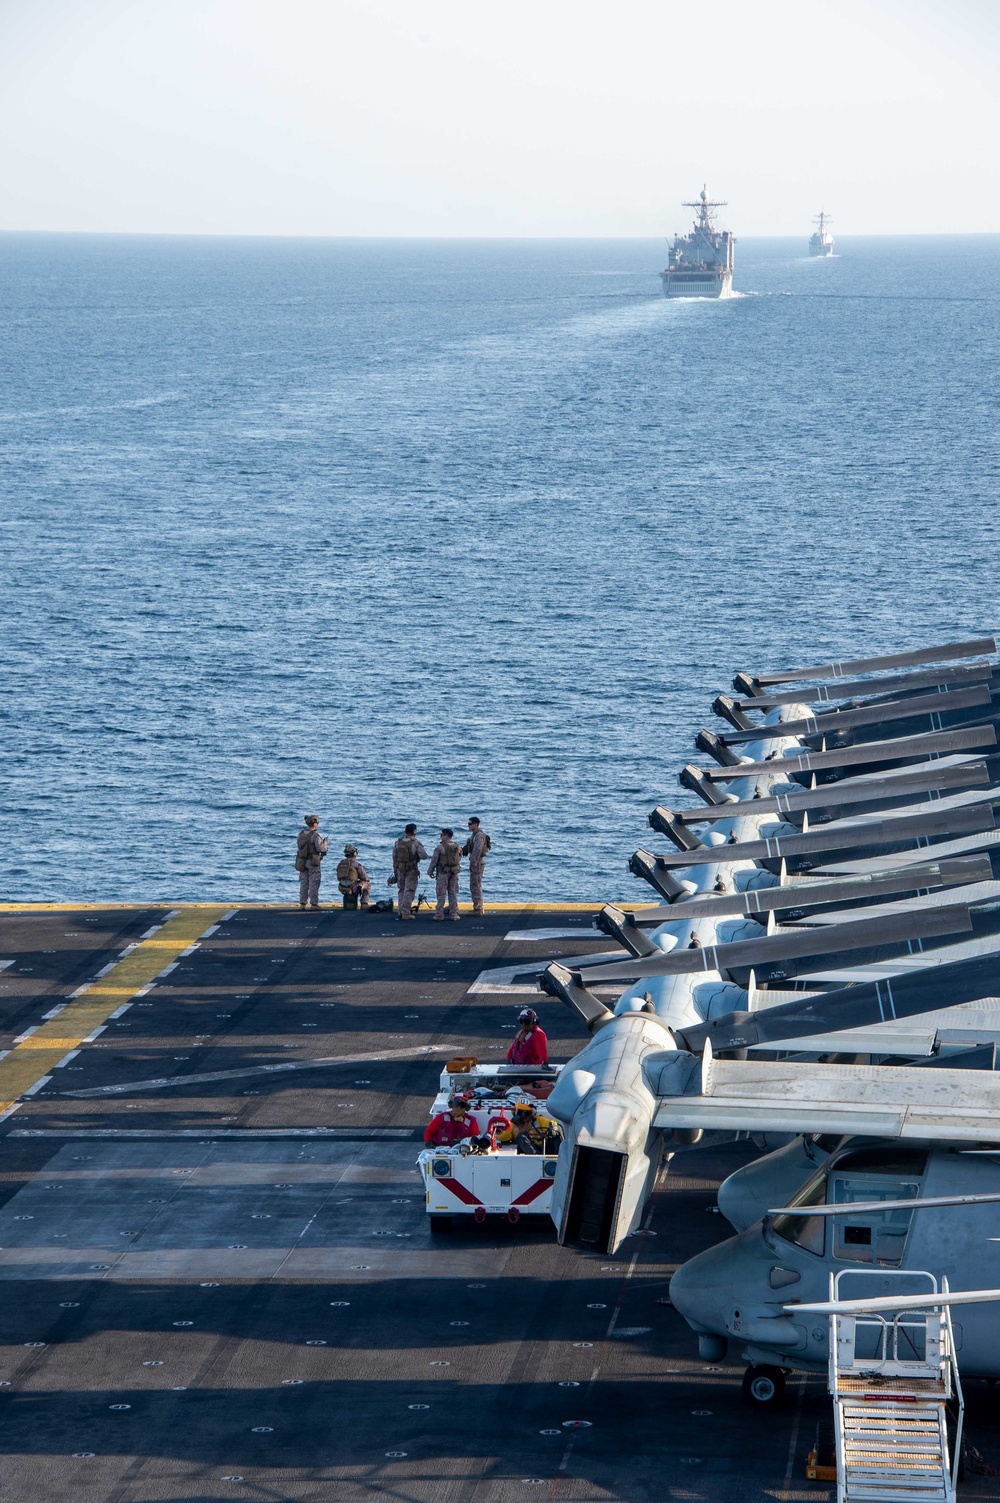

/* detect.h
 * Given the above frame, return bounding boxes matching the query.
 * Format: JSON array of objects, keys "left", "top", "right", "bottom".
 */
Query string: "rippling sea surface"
[{"left": 2, "top": 233, "right": 999, "bottom": 903}]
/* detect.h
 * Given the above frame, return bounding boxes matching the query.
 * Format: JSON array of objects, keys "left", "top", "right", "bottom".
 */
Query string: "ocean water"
[{"left": 2, "top": 233, "right": 999, "bottom": 904}]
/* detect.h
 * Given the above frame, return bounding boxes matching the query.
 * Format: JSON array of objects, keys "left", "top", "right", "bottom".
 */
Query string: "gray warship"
[
  {"left": 660, "top": 186, "right": 735, "bottom": 298},
  {"left": 809, "top": 209, "right": 834, "bottom": 256}
]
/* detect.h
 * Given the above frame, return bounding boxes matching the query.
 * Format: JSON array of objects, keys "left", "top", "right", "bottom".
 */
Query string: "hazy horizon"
[{"left": 1, "top": 0, "right": 998, "bottom": 240}]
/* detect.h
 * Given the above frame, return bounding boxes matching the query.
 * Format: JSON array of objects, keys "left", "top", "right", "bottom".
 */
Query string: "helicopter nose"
[{"left": 669, "top": 1235, "right": 743, "bottom": 1337}]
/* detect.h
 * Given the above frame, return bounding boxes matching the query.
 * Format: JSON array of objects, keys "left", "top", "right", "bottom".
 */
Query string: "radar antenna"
[{"left": 682, "top": 186, "right": 728, "bottom": 230}]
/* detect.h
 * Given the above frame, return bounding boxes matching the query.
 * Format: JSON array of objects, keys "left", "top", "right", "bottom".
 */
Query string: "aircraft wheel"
[
  {"left": 429, "top": 1215, "right": 452, "bottom": 1234},
  {"left": 741, "top": 1365, "right": 785, "bottom": 1407}
]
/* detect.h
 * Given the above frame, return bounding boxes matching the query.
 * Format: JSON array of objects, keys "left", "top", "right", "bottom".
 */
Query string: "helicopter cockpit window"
[
  {"left": 828, "top": 1174, "right": 921, "bottom": 1266},
  {"left": 771, "top": 1170, "right": 827, "bottom": 1257}
]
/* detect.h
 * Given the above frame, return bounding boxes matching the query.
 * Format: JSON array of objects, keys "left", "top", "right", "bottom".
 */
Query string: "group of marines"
[{"left": 296, "top": 815, "right": 490, "bottom": 919}]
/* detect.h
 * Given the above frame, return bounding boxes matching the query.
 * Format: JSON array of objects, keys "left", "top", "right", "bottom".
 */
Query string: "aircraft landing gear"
[{"left": 741, "top": 1364, "right": 786, "bottom": 1407}]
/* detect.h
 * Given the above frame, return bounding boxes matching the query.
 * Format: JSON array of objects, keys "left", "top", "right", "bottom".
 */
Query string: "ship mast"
[
  {"left": 682, "top": 186, "right": 727, "bottom": 231},
  {"left": 813, "top": 210, "right": 832, "bottom": 235}
]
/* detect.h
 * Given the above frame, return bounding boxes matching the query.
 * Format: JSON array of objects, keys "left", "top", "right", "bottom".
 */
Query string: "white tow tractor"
[{"left": 418, "top": 1058, "right": 564, "bottom": 1231}]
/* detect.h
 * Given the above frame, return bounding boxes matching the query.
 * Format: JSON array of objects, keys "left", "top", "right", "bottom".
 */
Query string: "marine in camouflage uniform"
[
  {"left": 335, "top": 844, "right": 371, "bottom": 909},
  {"left": 392, "top": 823, "right": 428, "bottom": 920},
  {"left": 296, "top": 815, "right": 328, "bottom": 909},
  {"left": 462, "top": 817, "right": 489, "bottom": 916},
  {"left": 428, "top": 828, "right": 463, "bottom": 921}
]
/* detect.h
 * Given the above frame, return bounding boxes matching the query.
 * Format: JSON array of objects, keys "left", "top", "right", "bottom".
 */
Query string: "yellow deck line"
[
  {"left": 0, "top": 906, "right": 228, "bottom": 1116},
  {"left": 0, "top": 900, "right": 654, "bottom": 913}
]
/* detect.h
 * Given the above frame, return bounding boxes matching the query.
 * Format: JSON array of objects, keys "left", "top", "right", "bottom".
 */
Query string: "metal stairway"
[{"left": 828, "top": 1271, "right": 962, "bottom": 1503}]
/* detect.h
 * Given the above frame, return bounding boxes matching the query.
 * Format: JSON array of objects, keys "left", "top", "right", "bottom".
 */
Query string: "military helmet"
[
  {"left": 518, "top": 1008, "right": 538, "bottom": 1024},
  {"left": 343, "top": 843, "right": 358, "bottom": 856}
]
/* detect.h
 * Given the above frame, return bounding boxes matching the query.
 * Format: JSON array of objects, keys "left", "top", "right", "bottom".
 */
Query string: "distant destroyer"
[
  {"left": 809, "top": 210, "right": 834, "bottom": 257},
  {"left": 661, "top": 187, "right": 735, "bottom": 299}
]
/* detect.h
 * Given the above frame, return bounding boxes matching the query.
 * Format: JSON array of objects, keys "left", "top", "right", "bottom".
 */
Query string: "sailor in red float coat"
[
  {"left": 506, "top": 1008, "right": 549, "bottom": 1066},
  {"left": 424, "top": 1098, "right": 478, "bottom": 1146}
]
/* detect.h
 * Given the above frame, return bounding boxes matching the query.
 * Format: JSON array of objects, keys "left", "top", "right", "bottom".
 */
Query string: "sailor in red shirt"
[
  {"left": 424, "top": 1096, "right": 478, "bottom": 1147},
  {"left": 506, "top": 1008, "right": 548, "bottom": 1066}
]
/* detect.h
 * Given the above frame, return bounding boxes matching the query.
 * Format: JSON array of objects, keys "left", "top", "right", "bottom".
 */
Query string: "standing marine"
[
  {"left": 336, "top": 844, "right": 371, "bottom": 910},
  {"left": 428, "top": 827, "right": 463, "bottom": 921},
  {"left": 462, "top": 816, "right": 491, "bottom": 916},
  {"left": 295, "top": 814, "right": 328, "bottom": 910},
  {"left": 391, "top": 823, "right": 428, "bottom": 921}
]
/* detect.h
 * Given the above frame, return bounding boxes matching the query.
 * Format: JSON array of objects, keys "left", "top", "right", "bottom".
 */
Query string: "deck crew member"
[
  {"left": 423, "top": 1096, "right": 477, "bottom": 1147},
  {"left": 428, "top": 827, "right": 463, "bottom": 921},
  {"left": 296, "top": 814, "right": 328, "bottom": 910},
  {"left": 506, "top": 1007, "right": 548, "bottom": 1066},
  {"left": 462, "top": 817, "right": 490, "bottom": 916},
  {"left": 391, "top": 823, "right": 428, "bottom": 920},
  {"left": 336, "top": 844, "right": 371, "bottom": 909},
  {"left": 497, "top": 1102, "right": 562, "bottom": 1155}
]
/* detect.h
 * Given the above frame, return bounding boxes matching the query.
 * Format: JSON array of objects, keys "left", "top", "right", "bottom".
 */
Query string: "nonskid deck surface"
[{"left": 0, "top": 905, "right": 995, "bottom": 1501}]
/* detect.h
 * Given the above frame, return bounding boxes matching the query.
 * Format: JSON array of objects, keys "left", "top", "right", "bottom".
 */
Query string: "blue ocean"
[{"left": 2, "top": 234, "right": 998, "bottom": 903}]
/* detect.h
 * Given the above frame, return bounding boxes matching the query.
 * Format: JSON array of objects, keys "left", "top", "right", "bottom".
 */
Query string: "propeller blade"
[
  {"left": 770, "top": 1190, "right": 1000, "bottom": 1217},
  {"left": 736, "top": 662, "right": 994, "bottom": 711},
  {"left": 649, "top": 803, "right": 995, "bottom": 870},
  {"left": 750, "top": 637, "right": 996, "bottom": 686},
  {"left": 575, "top": 902, "right": 972, "bottom": 985},
  {"left": 539, "top": 962, "right": 613, "bottom": 1033},
  {"left": 673, "top": 762, "right": 991, "bottom": 824},
  {"left": 788, "top": 1289, "right": 1000, "bottom": 1316},
  {"left": 721, "top": 684, "right": 993, "bottom": 745},
  {"left": 675, "top": 944, "right": 995, "bottom": 1054},
  {"left": 594, "top": 906, "right": 660, "bottom": 958},
  {"left": 705, "top": 724, "right": 997, "bottom": 780},
  {"left": 628, "top": 849, "right": 689, "bottom": 900},
  {"left": 628, "top": 856, "right": 993, "bottom": 925},
  {"left": 648, "top": 807, "right": 705, "bottom": 851}
]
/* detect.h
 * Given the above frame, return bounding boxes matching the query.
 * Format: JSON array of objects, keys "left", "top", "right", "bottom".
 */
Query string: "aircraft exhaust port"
[{"left": 562, "top": 1145, "right": 627, "bottom": 1253}]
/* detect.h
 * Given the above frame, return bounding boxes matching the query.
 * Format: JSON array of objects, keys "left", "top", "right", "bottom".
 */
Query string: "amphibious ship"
[
  {"left": 809, "top": 209, "right": 834, "bottom": 256},
  {"left": 660, "top": 187, "right": 735, "bottom": 298}
]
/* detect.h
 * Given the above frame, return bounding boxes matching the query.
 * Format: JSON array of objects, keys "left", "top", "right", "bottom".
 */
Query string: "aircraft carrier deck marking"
[{"left": 0, "top": 906, "right": 228, "bottom": 1120}]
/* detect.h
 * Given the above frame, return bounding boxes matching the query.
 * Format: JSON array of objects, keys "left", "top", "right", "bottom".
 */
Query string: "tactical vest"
[
  {"left": 336, "top": 858, "right": 359, "bottom": 890},
  {"left": 394, "top": 837, "right": 420, "bottom": 874},
  {"left": 438, "top": 840, "right": 462, "bottom": 874},
  {"left": 296, "top": 829, "right": 324, "bottom": 870}
]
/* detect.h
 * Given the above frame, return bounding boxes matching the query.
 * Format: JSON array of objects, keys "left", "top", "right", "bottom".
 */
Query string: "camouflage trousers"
[
  {"left": 469, "top": 861, "right": 485, "bottom": 914},
  {"left": 435, "top": 870, "right": 459, "bottom": 918},
  {"left": 398, "top": 870, "right": 419, "bottom": 917},
  {"left": 340, "top": 877, "right": 371, "bottom": 907},
  {"left": 299, "top": 864, "right": 322, "bottom": 907}
]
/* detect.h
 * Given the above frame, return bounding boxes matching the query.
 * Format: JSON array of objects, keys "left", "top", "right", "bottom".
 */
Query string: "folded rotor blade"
[
  {"left": 627, "top": 856, "right": 993, "bottom": 925},
  {"left": 673, "top": 762, "right": 991, "bottom": 824},
  {"left": 594, "top": 906, "right": 660, "bottom": 957},
  {"left": 771, "top": 1190, "right": 1000, "bottom": 1217},
  {"left": 736, "top": 662, "right": 994, "bottom": 711},
  {"left": 705, "top": 725, "right": 998, "bottom": 781},
  {"left": 721, "top": 684, "right": 993, "bottom": 745},
  {"left": 628, "top": 849, "right": 689, "bottom": 900},
  {"left": 539, "top": 962, "right": 613, "bottom": 1033},
  {"left": 749, "top": 637, "right": 996, "bottom": 686},
  {"left": 788, "top": 1290, "right": 1000, "bottom": 1316},
  {"left": 649, "top": 803, "right": 995, "bottom": 870},
  {"left": 573, "top": 902, "right": 972, "bottom": 985},
  {"left": 675, "top": 944, "right": 995, "bottom": 1054}
]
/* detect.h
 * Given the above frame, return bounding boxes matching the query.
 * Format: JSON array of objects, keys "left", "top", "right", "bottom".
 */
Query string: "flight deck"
[{"left": 1, "top": 903, "right": 999, "bottom": 1501}]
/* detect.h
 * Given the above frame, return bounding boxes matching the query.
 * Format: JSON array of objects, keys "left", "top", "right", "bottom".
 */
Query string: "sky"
[{"left": 0, "top": 0, "right": 998, "bottom": 237}]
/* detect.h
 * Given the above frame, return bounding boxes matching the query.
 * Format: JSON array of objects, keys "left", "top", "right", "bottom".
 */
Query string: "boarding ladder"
[{"left": 828, "top": 1270, "right": 963, "bottom": 1503}]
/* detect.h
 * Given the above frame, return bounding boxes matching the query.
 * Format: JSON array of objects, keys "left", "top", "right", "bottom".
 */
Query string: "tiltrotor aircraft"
[
  {"left": 669, "top": 1135, "right": 1000, "bottom": 1404},
  {"left": 515, "top": 635, "right": 1000, "bottom": 1314}
]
